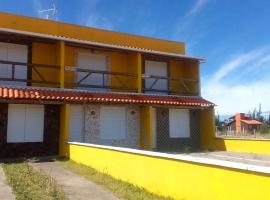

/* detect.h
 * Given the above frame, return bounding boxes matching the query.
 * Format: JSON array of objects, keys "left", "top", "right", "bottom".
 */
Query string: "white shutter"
[
  {"left": 7, "top": 104, "right": 26, "bottom": 143},
  {"left": 24, "top": 105, "right": 44, "bottom": 142},
  {"left": 0, "top": 42, "right": 28, "bottom": 86},
  {"left": 7, "top": 104, "right": 44, "bottom": 143},
  {"left": 77, "top": 52, "right": 108, "bottom": 91},
  {"left": 169, "top": 109, "right": 190, "bottom": 138},
  {"left": 69, "top": 105, "right": 84, "bottom": 142},
  {"left": 7, "top": 43, "right": 28, "bottom": 84},
  {"left": 145, "top": 60, "right": 168, "bottom": 94},
  {"left": 100, "top": 106, "right": 126, "bottom": 140}
]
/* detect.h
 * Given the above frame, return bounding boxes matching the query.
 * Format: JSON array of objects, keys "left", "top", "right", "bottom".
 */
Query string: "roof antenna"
[{"left": 39, "top": 4, "right": 57, "bottom": 20}]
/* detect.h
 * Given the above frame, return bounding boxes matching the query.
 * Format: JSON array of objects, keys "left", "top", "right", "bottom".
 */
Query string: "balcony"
[
  {"left": 0, "top": 60, "right": 199, "bottom": 96},
  {"left": 142, "top": 74, "right": 199, "bottom": 95},
  {"left": 0, "top": 60, "right": 60, "bottom": 87},
  {"left": 64, "top": 66, "right": 138, "bottom": 92}
]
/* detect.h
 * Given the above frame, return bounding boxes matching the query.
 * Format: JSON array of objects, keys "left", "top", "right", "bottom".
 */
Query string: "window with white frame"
[
  {"left": 76, "top": 52, "right": 109, "bottom": 91},
  {"left": 0, "top": 42, "right": 28, "bottom": 86},
  {"left": 169, "top": 109, "right": 190, "bottom": 138},
  {"left": 144, "top": 60, "right": 168, "bottom": 94},
  {"left": 69, "top": 105, "right": 85, "bottom": 142},
  {"left": 7, "top": 104, "right": 44, "bottom": 143},
  {"left": 100, "top": 106, "right": 126, "bottom": 140}
]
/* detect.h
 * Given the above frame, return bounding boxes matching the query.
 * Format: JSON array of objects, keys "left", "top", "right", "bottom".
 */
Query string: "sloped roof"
[
  {"left": 241, "top": 120, "right": 263, "bottom": 125},
  {"left": 0, "top": 27, "right": 204, "bottom": 62},
  {"left": 0, "top": 86, "right": 214, "bottom": 108}
]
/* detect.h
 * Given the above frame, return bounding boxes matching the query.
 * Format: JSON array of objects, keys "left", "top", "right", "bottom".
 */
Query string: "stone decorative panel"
[
  {"left": 156, "top": 108, "right": 200, "bottom": 152},
  {"left": 84, "top": 104, "right": 140, "bottom": 149}
]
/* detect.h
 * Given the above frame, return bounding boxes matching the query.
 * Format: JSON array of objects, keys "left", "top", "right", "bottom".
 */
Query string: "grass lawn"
[
  {"left": 59, "top": 159, "right": 172, "bottom": 200},
  {"left": 2, "top": 162, "right": 66, "bottom": 200}
]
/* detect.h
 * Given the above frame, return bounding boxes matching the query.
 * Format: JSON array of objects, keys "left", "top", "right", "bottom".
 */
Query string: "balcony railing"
[
  {"left": 0, "top": 60, "right": 199, "bottom": 95},
  {"left": 142, "top": 74, "right": 199, "bottom": 95},
  {"left": 65, "top": 67, "right": 138, "bottom": 91},
  {"left": 0, "top": 60, "right": 60, "bottom": 86}
]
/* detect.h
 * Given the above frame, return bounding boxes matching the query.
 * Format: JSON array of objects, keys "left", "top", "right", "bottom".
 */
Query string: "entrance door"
[
  {"left": 0, "top": 42, "right": 28, "bottom": 86},
  {"left": 77, "top": 52, "right": 109, "bottom": 91}
]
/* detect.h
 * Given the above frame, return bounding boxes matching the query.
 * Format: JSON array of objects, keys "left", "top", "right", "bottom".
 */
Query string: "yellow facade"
[
  {"left": 69, "top": 143, "right": 270, "bottom": 200},
  {"left": 140, "top": 106, "right": 153, "bottom": 149},
  {"left": 0, "top": 12, "right": 184, "bottom": 54}
]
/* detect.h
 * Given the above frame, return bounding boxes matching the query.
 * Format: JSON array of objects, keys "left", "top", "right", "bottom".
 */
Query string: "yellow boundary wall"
[
  {"left": 68, "top": 142, "right": 270, "bottom": 200},
  {"left": 210, "top": 137, "right": 270, "bottom": 154},
  {"left": 200, "top": 108, "right": 270, "bottom": 154}
]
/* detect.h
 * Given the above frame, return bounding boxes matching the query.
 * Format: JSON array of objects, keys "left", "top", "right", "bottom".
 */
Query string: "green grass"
[
  {"left": 59, "top": 159, "right": 172, "bottom": 200},
  {"left": 2, "top": 162, "right": 66, "bottom": 200}
]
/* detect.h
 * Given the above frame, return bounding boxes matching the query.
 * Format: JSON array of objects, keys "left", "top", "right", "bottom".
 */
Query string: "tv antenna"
[{"left": 39, "top": 4, "right": 57, "bottom": 20}]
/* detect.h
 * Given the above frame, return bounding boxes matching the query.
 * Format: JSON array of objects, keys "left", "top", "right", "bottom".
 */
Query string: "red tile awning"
[{"left": 0, "top": 86, "right": 215, "bottom": 108}]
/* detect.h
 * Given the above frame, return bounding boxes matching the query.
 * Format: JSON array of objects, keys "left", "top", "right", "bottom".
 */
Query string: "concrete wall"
[
  {"left": 84, "top": 104, "right": 140, "bottom": 149},
  {"left": 68, "top": 142, "right": 270, "bottom": 200}
]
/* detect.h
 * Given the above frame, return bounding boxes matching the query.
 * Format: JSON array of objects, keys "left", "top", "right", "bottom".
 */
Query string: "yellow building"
[{"left": 0, "top": 12, "right": 214, "bottom": 158}]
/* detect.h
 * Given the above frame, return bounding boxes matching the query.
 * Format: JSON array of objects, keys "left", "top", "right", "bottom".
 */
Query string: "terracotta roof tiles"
[{"left": 0, "top": 86, "right": 215, "bottom": 108}]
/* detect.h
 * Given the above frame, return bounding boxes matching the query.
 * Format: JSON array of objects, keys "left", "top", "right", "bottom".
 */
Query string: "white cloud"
[
  {"left": 203, "top": 80, "right": 270, "bottom": 115},
  {"left": 172, "top": 0, "right": 209, "bottom": 44},
  {"left": 203, "top": 47, "right": 270, "bottom": 115},
  {"left": 210, "top": 47, "right": 269, "bottom": 84},
  {"left": 186, "top": 0, "right": 209, "bottom": 17},
  {"left": 85, "top": 15, "right": 114, "bottom": 30}
]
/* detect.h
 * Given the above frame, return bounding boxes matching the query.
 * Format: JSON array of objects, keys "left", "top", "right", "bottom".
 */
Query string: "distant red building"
[{"left": 226, "top": 113, "right": 262, "bottom": 133}]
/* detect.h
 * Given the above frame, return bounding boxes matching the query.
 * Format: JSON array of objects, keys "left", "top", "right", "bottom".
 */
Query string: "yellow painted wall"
[
  {"left": 0, "top": 12, "right": 184, "bottom": 54},
  {"left": 170, "top": 60, "right": 199, "bottom": 95},
  {"left": 110, "top": 52, "right": 138, "bottom": 92},
  {"left": 68, "top": 143, "right": 270, "bottom": 200},
  {"left": 59, "top": 104, "right": 70, "bottom": 156},
  {"left": 140, "top": 106, "right": 152, "bottom": 150},
  {"left": 31, "top": 42, "right": 59, "bottom": 87},
  {"left": 199, "top": 108, "right": 270, "bottom": 155}
]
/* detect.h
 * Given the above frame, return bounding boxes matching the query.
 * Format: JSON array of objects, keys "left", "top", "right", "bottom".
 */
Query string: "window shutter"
[
  {"left": 169, "top": 109, "right": 190, "bottom": 138},
  {"left": 69, "top": 105, "right": 84, "bottom": 142},
  {"left": 100, "top": 106, "right": 126, "bottom": 140},
  {"left": 7, "top": 104, "right": 26, "bottom": 143},
  {"left": 24, "top": 105, "right": 44, "bottom": 142}
]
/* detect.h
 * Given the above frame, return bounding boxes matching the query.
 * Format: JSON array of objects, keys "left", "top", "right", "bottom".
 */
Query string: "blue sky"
[{"left": 1, "top": 0, "right": 270, "bottom": 114}]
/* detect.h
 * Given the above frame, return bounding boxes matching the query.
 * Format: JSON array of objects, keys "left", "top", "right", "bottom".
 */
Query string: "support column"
[
  {"left": 137, "top": 52, "right": 142, "bottom": 93},
  {"left": 199, "top": 107, "right": 215, "bottom": 149},
  {"left": 58, "top": 40, "right": 65, "bottom": 88},
  {"left": 59, "top": 104, "right": 70, "bottom": 156},
  {"left": 140, "top": 106, "right": 153, "bottom": 150}
]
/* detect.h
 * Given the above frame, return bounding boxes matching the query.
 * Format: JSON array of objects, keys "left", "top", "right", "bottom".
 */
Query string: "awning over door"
[{"left": 0, "top": 86, "right": 215, "bottom": 108}]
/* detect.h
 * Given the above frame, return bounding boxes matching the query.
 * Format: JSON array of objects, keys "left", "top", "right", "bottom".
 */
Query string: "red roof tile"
[
  {"left": 0, "top": 86, "right": 215, "bottom": 108},
  {"left": 241, "top": 120, "right": 263, "bottom": 125}
]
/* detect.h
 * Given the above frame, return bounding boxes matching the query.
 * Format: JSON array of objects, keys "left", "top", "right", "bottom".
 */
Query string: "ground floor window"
[
  {"left": 7, "top": 104, "right": 44, "bottom": 143},
  {"left": 169, "top": 109, "right": 190, "bottom": 138},
  {"left": 100, "top": 106, "right": 126, "bottom": 140}
]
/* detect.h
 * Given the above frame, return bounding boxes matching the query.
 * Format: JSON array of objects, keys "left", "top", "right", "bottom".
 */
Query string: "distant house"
[{"left": 226, "top": 113, "right": 262, "bottom": 133}]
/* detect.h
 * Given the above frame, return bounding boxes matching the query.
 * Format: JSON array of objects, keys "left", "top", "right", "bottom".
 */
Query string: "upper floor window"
[
  {"left": 76, "top": 51, "right": 110, "bottom": 91},
  {"left": 0, "top": 42, "right": 28, "bottom": 86},
  {"left": 143, "top": 60, "right": 168, "bottom": 94}
]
